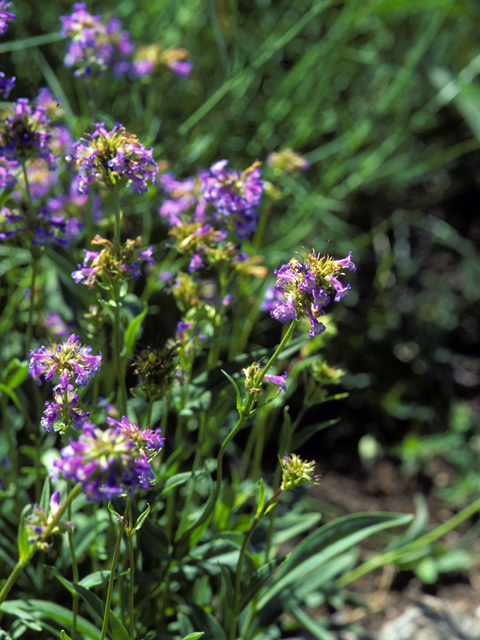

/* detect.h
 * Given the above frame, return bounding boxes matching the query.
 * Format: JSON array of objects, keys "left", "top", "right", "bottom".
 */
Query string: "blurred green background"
[{"left": 3, "top": 0, "right": 480, "bottom": 500}]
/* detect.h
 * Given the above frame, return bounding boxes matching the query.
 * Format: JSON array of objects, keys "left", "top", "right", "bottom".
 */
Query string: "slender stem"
[
  {"left": 1, "top": 397, "right": 21, "bottom": 514},
  {"left": 126, "top": 505, "right": 135, "bottom": 640},
  {"left": 230, "top": 488, "right": 283, "bottom": 640},
  {"left": 113, "top": 188, "right": 121, "bottom": 256},
  {"left": 68, "top": 492, "right": 79, "bottom": 640},
  {"left": 26, "top": 255, "right": 38, "bottom": 355},
  {"left": 178, "top": 320, "right": 298, "bottom": 549},
  {"left": 100, "top": 496, "right": 130, "bottom": 640},
  {"left": 336, "top": 495, "right": 480, "bottom": 589},
  {"left": 113, "top": 299, "right": 127, "bottom": 415},
  {"left": 0, "top": 484, "right": 82, "bottom": 606}
]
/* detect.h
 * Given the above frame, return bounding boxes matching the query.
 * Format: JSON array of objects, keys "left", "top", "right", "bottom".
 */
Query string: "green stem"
[
  {"left": 100, "top": 496, "right": 130, "bottom": 640},
  {"left": 126, "top": 505, "right": 135, "bottom": 640},
  {"left": 336, "top": 495, "right": 480, "bottom": 589},
  {"left": 67, "top": 527, "right": 79, "bottom": 640},
  {"left": 231, "top": 488, "right": 283, "bottom": 640},
  {"left": 113, "top": 299, "right": 127, "bottom": 416},
  {"left": 26, "top": 253, "right": 38, "bottom": 356},
  {"left": 113, "top": 188, "right": 121, "bottom": 256},
  {"left": 0, "top": 484, "right": 82, "bottom": 606}
]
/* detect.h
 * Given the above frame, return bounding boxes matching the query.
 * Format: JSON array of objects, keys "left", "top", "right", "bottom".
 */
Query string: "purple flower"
[
  {"left": 264, "top": 372, "right": 288, "bottom": 392},
  {"left": 0, "top": 205, "right": 68, "bottom": 248},
  {"left": 50, "top": 424, "right": 155, "bottom": 503},
  {"left": 0, "top": 157, "right": 18, "bottom": 189},
  {"left": 42, "top": 313, "right": 69, "bottom": 339},
  {"left": 67, "top": 122, "right": 157, "bottom": 193},
  {"left": 200, "top": 160, "right": 264, "bottom": 238},
  {"left": 25, "top": 491, "right": 74, "bottom": 548},
  {"left": 60, "top": 3, "right": 136, "bottom": 78},
  {"left": 188, "top": 253, "right": 204, "bottom": 273},
  {"left": 267, "top": 249, "right": 355, "bottom": 336},
  {"left": 0, "top": 0, "right": 15, "bottom": 36},
  {"left": 106, "top": 416, "right": 165, "bottom": 452},
  {"left": 0, "top": 98, "right": 58, "bottom": 169},
  {"left": 167, "top": 60, "right": 192, "bottom": 79},
  {"left": 12, "top": 159, "right": 59, "bottom": 202},
  {"left": 29, "top": 333, "right": 102, "bottom": 389},
  {"left": 41, "top": 383, "right": 89, "bottom": 432},
  {"left": 0, "top": 72, "right": 15, "bottom": 98}
]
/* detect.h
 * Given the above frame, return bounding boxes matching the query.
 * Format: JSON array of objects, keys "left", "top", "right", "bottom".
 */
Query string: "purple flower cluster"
[
  {"left": 132, "top": 43, "right": 192, "bottom": 80},
  {"left": 200, "top": 160, "right": 264, "bottom": 238},
  {"left": 0, "top": 71, "right": 15, "bottom": 98},
  {"left": 106, "top": 416, "right": 165, "bottom": 454},
  {"left": 0, "top": 0, "right": 15, "bottom": 36},
  {"left": 25, "top": 491, "right": 74, "bottom": 548},
  {"left": 67, "top": 122, "right": 157, "bottom": 194},
  {"left": 0, "top": 205, "right": 68, "bottom": 248},
  {"left": 267, "top": 250, "right": 356, "bottom": 336},
  {"left": 72, "top": 235, "right": 154, "bottom": 287},
  {"left": 60, "top": 3, "right": 134, "bottom": 78},
  {"left": 29, "top": 333, "right": 102, "bottom": 389},
  {"left": 50, "top": 420, "right": 163, "bottom": 502},
  {"left": 0, "top": 157, "right": 18, "bottom": 189},
  {"left": 160, "top": 160, "right": 264, "bottom": 240},
  {"left": 0, "top": 97, "right": 58, "bottom": 170},
  {"left": 41, "top": 384, "right": 89, "bottom": 433}
]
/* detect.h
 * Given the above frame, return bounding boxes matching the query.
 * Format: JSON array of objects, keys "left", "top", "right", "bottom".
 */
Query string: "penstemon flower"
[
  {"left": 0, "top": 71, "right": 15, "bottom": 98},
  {"left": 0, "top": 0, "right": 15, "bottom": 36},
  {"left": 0, "top": 97, "right": 58, "bottom": 170},
  {"left": 60, "top": 3, "right": 135, "bottom": 78},
  {"left": 72, "top": 235, "right": 154, "bottom": 287},
  {"left": 25, "top": 491, "right": 74, "bottom": 549},
  {"left": 29, "top": 333, "right": 102, "bottom": 389},
  {"left": 0, "top": 204, "right": 68, "bottom": 247},
  {"left": 41, "top": 383, "right": 90, "bottom": 433},
  {"left": 268, "top": 249, "right": 356, "bottom": 337},
  {"left": 200, "top": 160, "right": 264, "bottom": 238},
  {"left": 132, "top": 43, "right": 192, "bottom": 79},
  {"left": 50, "top": 424, "right": 157, "bottom": 502},
  {"left": 131, "top": 344, "right": 178, "bottom": 403},
  {"left": 106, "top": 416, "right": 165, "bottom": 455},
  {"left": 67, "top": 122, "right": 157, "bottom": 193}
]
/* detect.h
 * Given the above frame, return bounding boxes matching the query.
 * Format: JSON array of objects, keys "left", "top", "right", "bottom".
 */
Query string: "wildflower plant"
[{"left": 2, "top": 5, "right": 468, "bottom": 640}]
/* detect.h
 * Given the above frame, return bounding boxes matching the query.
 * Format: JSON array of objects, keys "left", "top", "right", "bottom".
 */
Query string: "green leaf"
[
  {"left": 257, "top": 512, "right": 413, "bottom": 609},
  {"left": 291, "top": 418, "right": 340, "bottom": 449},
  {"left": 78, "top": 570, "right": 111, "bottom": 589},
  {"left": 2, "top": 358, "right": 29, "bottom": 389},
  {"left": 18, "top": 504, "right": 33, "bottom": 563},
  {"left": 122, "top": 302, "right": 148, "bottom": 357},
  {"left": 0, "top": 600, "right": 101, "bottom": 639},
  {"left": 138, "top": 516, "right": 171, "bottom": 560},
  {"left": 219, "top": 565, "right": 235, "bottom": 610},
  {"left": 292, "top": 606, "right": 335, "bottom": 640},
  {"left": 45, "top": 566, "right": 130, "bottom": 640},
  {"left": 255, "top": 479, "right": 266, "bottom": 519},
  {"left": 60, "top": 631, "right": 73, "bottom": 640},
  {"left": 221, "top": 370, "right": 242, "bottom": 411},
  {"left": 415, "top": 556, "right": 438, "bottom": 584},
  {"left": 189, "top": 602, "right": 227, "bottom": 640},
  {"left": 181, "top": 634, "right": 205, "bottom": 640},
  {"left": 160, "top": 471, "right": 204, "bottom": 496},
  {"left": 272, "top": 513, "right": 322, "bottom": 546},
  {"left": 239, "top": 557, "right": 284, "bottom": 612},
  {"left": 132, "top": 503, "right": 150, "bottom": 532}
]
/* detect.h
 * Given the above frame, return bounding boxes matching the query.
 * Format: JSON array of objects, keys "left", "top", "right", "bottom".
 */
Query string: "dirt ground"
[{"left": 309, "top": 458, "right": 480, "bottom": 637}]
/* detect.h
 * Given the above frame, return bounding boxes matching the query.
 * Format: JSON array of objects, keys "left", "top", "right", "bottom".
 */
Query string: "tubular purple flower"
[
  {"left": 188, "top": 253, "right": 204, "bottom": 273},
  {"left": 167, "top": 59, "right": 192, "bottom": 78},
  {"left": 67, "top": 122, "right": 157, "bottom": 193},
  {"left": 50, "top": 424, "right": 154, "bottom": 503},
  {"left": 264, "top": 372, "right": 288, "bottom": 392},
  {"left": 41, "top": 384, "right": 89, "bottom": 433},
  {"left": 0, "top": 0, "right": 15, "bottom": 36},
  {"left": 0, "top": 72, "right": 15, "bottom": 98},
  {"left": 29, "top": 333, "right": 102, "bottom": 389},
  {"left": 268, "top": 249, "right": 355, "bottom": 336},
  {"left": 106, "top": 416, "right": 165, "bottom": 453},
  {"left": 200, "top": 160, "right": 264, "bottom": 238}
]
